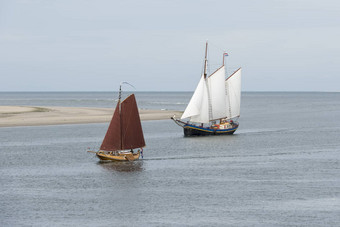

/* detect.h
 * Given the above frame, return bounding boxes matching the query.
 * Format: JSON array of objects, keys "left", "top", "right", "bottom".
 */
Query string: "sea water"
[
  {"left": 1, "top": 92, "right": 340, "bottom": 226},
  {"left": 0, "top": 91, "right": 190, "bottom": 110}
]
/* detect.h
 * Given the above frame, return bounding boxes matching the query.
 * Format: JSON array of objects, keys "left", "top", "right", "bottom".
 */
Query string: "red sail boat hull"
[{"left": 96, "top": 150, "right": 140, "bottom": 161}]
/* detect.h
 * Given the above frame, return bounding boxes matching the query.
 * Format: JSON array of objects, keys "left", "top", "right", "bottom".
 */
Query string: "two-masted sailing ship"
[
  {"left": 172, "top": 42, "right": 242, "bottom": 136},
  {"left": 88, "top": 83, "right": 145, "bottom": 161}
]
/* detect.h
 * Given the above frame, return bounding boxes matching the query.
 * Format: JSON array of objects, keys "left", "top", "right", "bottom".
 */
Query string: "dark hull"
[{"left": 183, "top": 124, "right": 238, "bottom": 137}]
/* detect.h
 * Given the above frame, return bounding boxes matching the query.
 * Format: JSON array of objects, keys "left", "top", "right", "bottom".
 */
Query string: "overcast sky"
[{"left": 0, "top": 0, "right": 339, "bottom": 92}]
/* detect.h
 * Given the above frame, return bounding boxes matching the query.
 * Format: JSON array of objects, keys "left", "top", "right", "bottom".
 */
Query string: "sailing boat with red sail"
[{"left": 89, "top": 82, "right": 145, "bottom": 161}]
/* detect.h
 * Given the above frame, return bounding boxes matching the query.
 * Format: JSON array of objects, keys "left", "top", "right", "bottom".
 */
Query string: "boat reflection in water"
[{"left": 98, "top": 160, "right": 143, "bottom": 172}]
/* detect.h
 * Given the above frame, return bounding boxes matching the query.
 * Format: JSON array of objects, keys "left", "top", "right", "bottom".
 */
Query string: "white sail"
[
  {"left": 225, "top": 68, "right": 242, "bottom": 119},
  {"left": 207, "top": 66, "right": 227, "bottom": 120},
  {"left": 181, "top": 75, "right": 210, "bottom": 123}
]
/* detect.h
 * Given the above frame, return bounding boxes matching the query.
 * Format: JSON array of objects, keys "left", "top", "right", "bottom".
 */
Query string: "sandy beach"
[{"left": 0, "top": 106, "right": 182, "bottom": 127}]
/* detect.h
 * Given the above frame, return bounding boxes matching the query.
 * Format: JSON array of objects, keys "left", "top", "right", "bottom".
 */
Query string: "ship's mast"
[
  {"left": 223, "top": 52, "right": 225, "bottom": 66},
  {"left": 204, "top": 41, "right": 208, "bottom": 79},
  {"left": 204, "top": 41, "right": 213, "bottom": 123},
  {"left": 118, "top": 84, "right": 122, "bottom": 102},
  {"left": 117, "top": 81, "right": 136, "bottom": 151},
  {"left": 118, "top": 83, "right": 123, "bottom": 150}
]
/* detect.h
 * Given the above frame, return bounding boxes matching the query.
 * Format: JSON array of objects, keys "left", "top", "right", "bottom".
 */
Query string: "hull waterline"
[
  {"left": 171, "top": 117, "right": 238, "bottom": 137},
  {"left": 96, "top": 151, "right": 140, "bottom": 161},
  {"left": 183, "top": 124, "right": 238, "bottom": 136}
]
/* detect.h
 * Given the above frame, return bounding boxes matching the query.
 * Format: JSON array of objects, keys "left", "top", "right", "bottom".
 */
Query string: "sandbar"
[{"left": 0, "top": 106, "right": 183, "bottom": 127}]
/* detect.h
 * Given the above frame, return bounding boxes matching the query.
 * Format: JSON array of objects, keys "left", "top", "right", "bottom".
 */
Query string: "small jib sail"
[
  {"left": 181, "top": 43, "right": 242, "bottom": 124},
  {"left": 100, "top": 94, "right": 145, "bottom": 151}
]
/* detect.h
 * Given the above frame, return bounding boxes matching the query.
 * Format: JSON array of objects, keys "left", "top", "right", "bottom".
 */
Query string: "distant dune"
[{"left": 0, "top": 106, "right": 183, "bottom": 127}]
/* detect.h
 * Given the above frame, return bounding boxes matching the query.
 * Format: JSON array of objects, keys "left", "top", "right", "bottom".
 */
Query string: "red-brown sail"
[
  {"left": 121, "top": 94, "right": 145, "bottom": 150},
  {"left": 100, "top": 101, "right": 122, "bottom": 151}
]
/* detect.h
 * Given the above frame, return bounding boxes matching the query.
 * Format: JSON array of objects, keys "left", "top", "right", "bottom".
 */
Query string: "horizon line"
[{"left": 0, "top": 90, "right": 339, "bottom": 93}]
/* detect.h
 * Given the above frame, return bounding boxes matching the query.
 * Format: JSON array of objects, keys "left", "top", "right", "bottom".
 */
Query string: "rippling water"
[
  {"left": 0, "top": 91, "right": 190, "bottom": 110},
  {"left": 1, "top": 92, "right": 340, "bottom": 226}
]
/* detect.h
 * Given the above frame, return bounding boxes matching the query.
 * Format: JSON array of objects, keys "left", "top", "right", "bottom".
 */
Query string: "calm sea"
[
  {"left": 1, "top": 92, "right": 340, "bottom": 226},
  {"left": 0, "top": 91, "right": 190, "bottom": 110}
]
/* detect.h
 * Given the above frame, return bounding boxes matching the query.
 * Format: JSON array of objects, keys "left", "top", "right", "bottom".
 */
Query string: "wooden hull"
[
  {"left": 183, "top": 124, "right": 238, "bottom": 137},
  {"left": 96, "top": 151, "right": 140, "bottom": 161}
]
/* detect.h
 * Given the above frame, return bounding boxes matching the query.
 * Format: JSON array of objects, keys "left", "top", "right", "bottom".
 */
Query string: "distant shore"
[{"left": 0, "top": 106, "right": 182, "bottom": 127}]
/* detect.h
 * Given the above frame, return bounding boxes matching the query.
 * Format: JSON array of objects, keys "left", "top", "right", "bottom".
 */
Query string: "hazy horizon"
[{"left": 1, "top": 90, "right": 339, "bottom": 93}]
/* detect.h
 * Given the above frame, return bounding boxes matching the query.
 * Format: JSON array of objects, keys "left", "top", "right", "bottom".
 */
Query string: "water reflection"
[{"left": 98, "top": 161, "right": 143, "bottom": 172}]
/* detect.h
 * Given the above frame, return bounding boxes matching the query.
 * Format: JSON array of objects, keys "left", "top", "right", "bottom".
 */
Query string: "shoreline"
[{"left": 0, "top": 106, "right": 183, "bottom": 127}]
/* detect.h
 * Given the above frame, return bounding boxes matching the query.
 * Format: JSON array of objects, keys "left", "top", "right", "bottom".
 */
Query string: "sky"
[{"left": 0, "top": 0, "right": 339, "bottom": 92}]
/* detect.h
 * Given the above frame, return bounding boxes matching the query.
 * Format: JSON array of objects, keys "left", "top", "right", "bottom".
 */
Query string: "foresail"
[
  {"left": 120, "top": 94, "right": 145, "bottom": 150},
  {"left": 207, "top": 65, "right": 227, "bottom": 120},
  {"left": 100, "top": 101, "right": 122, "bottom": 151},
  {"left": 225, "top": 68, "right": 242, "bottom": 119},
  {"left": 181, "top": 75, "right": 210, "bottom": 123}
]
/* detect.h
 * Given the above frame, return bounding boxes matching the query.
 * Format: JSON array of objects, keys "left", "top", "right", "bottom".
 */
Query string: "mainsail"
[
  {"left": 100, "top": 94, "right": 145, "bottom": 151},
  {"left": 121, "top": 94, "right": 145, "bottom": 149},
  {"left": 225, "top": 68, "right": 242, "bottom": 119},
  {"left": 207, "top": 65, "right": 227, "bottom": 120}
]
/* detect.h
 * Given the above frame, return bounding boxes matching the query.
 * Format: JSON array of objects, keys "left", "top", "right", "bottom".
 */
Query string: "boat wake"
[{"left": 237, "top": 128, "right": 290, "bottom": 134}]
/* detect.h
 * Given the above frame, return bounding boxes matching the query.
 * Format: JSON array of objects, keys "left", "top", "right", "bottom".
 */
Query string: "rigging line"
[
  {"left": 227, "top": 82, "right": 232, "bottom": 118},
  {"left": 172, "top": 118, "right": 185, "bottom": 128},
  {"left": 118, "top": 81, "right": 136, "bottom": 100},
  {"left": 200, "top": 59, "right": 205, "bottom": 77},
  {"left": 206, "top": 44, "right": 210, "bottom": 75},
  {"left": 120, "top": 81, "right": 136, "bottom": 90}
]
